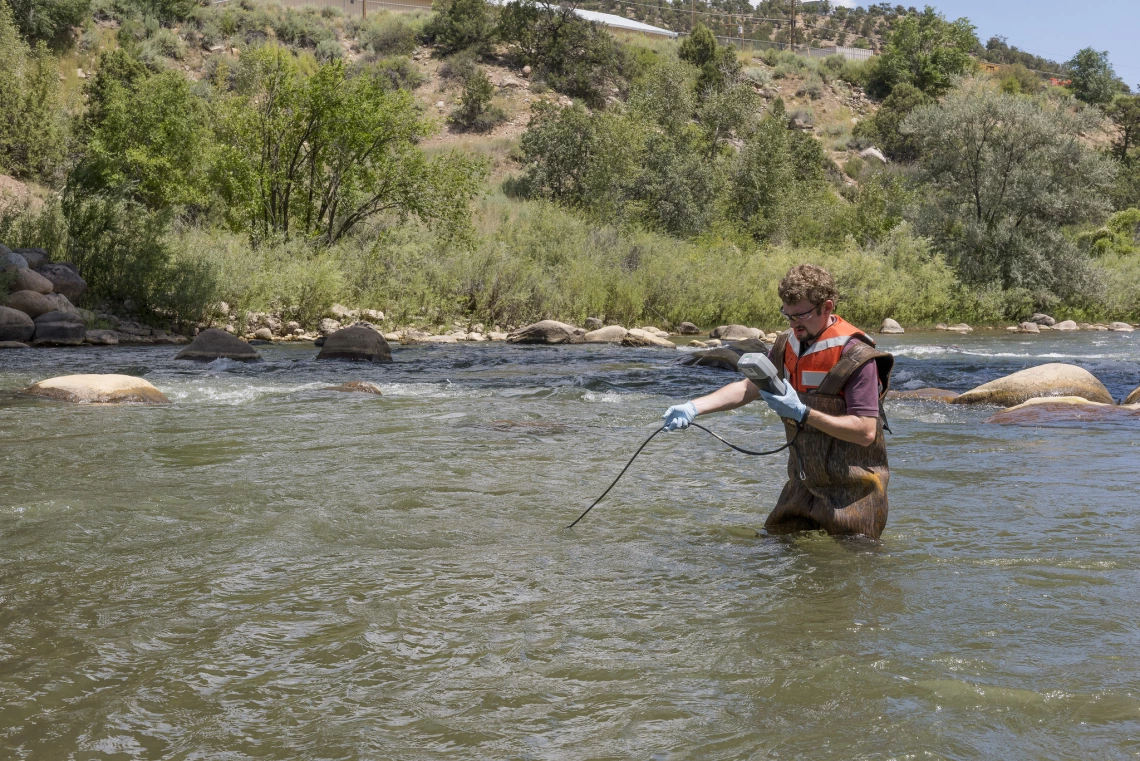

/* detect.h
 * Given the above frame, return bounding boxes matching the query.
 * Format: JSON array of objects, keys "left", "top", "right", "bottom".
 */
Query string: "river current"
[{"left": 1, "top": 330, "right": 1138, "bottom": 759}]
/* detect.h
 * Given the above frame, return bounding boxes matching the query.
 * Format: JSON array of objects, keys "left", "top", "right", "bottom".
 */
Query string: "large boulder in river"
[
  {"left": 507, "top": 320, "right": 585, "bottom": 344},
  {"left": 35, "top": 263, "right": 87, "bottom": 304},
  {"left": 0, "top": 305, "right": 34, "bottom": 342},
  {"left": 681, "top": 338, "right": 769, "bottom": 371},
  {"left": 584, "top": 325, "right": 628, "bottom": 343},
  {"left": 623, "top": 328, "right": 674, "bottom": 348},
  {"left": 1109, "top": 322, "right": 1135, "bottom": 332},
  {"left": 175, "top": 328, "right": 261, "bottom": 362},
  {"left": 984, "top": 396, "right": 1140, "bottom": 426},
  {"left": 1029, "top": 313, "right": 1055, "bottom": 326},
  {"left": 880, "top": 318, "right": 904, "bottom": 334},
  {"left": 709, "top": 324, "right": 762, "bottom": 341},
  {"left": 5, "top": 289, "right": 55, "bottom": 318},
  {"left": 1125, "top": 385, "right": 1140, "bottom": 405},
  {"left": 678, "top": 321, "right": 702, "bottom": 335},
  {"left": 21, "top": 374, "right": 169, "bottom": 404},
  {"left": 32, "top": 311, "right": 85, "bottom": 345},
  {"left": 10, "top": 268, "right": 53, "bottom": 294},
  {"left": 316, "top": 325, "right": 392, "bottom": 362},
  {"left": 1053, "top": 320, "right": 1078, "bottom": 331},
  {"left": 951, "top": 363, "right": 1114, "bottom": 407}
]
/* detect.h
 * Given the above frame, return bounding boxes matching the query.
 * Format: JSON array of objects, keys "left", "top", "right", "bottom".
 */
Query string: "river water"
[{"left": 1, "top": 330, "right": 1138, "bottom": 759}]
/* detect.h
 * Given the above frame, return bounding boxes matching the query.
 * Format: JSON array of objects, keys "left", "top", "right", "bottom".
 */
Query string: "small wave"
[
  {"left": 165, "top": 381, "right": 327, "bottom": 405},
  {"left": 892, "top": 345, "right": 1114, "bottom": 360}
]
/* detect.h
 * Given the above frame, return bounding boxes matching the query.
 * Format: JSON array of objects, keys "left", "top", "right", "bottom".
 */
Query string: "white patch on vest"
[
  {"left": 787, "top": 332, "right": 801, "bottom": 355},
  {"left": 801, "top": 334, "right": 852, "bottom": 357},
  {"left": 801, "top": 370, "right": 827, "bottom": 388}
]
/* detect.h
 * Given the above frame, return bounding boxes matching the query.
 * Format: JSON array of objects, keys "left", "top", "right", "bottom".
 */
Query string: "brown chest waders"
[{"left": 765, "top": 332, "right": 895, "bottom": 539}]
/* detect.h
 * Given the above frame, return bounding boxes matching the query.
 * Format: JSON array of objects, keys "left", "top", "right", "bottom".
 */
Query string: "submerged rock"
[
  {"left": 175, "top": 328, "right": 261, "bottom": 362},
  {"left": 507, "top": 320, "right": 585, "bottom": 345},
  {"left": 623, "top": 328, "right": 674, "bottom": 348},
  {"left": 885, "top": 388, "right": 960, "bottom": 403},
  {"left": 21, "top": 374, "right": 170, "bottom": 404},
  {"left": 880, "top": 318, "right": 904, "bottom": 334},
  {"left": 316, "top": 325, "right": 392, "bottom": 362},
  {"left": 325, "top": 381, "right": 383, "bottom": 395},
  {"left": 0, "top": 305, "right": 34, "bottom": 342},
  {"left": 984, "top": 396, "right": 1140, "bottom": 425},
  {"left": 952, "top": 363, "right": 1114, "bottom": 407},
  {"left": 681, "top": 338, "right": 769, "bottom": 371},
  {"left": 584, "top": 325, "right": 628, "bottom": 343},
  {"left": 32, "top": 311, "right": 85, "bottom": 345}
]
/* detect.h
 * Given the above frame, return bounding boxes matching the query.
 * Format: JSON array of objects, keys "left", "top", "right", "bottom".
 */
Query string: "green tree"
[
  {"left": 852, "top": 82, "right": 931, "bottom": 162},
  {"left": 74, "top": 69, "right": 213, "bottom": 209},
  {"left": 449, "top": 67, "right": 504, "bottom": 132},
  {"left": 866, "top": 6, "right": 978, "bottom": 98},
  {"left": 0, "top": 3, "right": 65, "bottom": 182},
  {"left": 3, "top": 0, "right": 89, "bottom": 48},
  {"left": 903, "top": 82, "right": 1116, "bottom": 300},
  {"left": 423, "top": 0, "right": 495, "bottom": 56},
  {"left": 678, "top": 22, "right": 741, "bottom": 95},
  {"left": 1064, "top": 47, "right": 1118, "bottom": 107},
  {"left": 216, "top": 46, "right": 486, "bottom": 243},
  {"left": 1107, "top": 94, "right": 1140, "bottom": 164}
]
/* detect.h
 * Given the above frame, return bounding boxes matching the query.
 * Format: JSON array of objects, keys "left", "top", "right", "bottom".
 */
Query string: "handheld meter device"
[{"left": 737, "top": 353, "right": 786, "bottom": 396}]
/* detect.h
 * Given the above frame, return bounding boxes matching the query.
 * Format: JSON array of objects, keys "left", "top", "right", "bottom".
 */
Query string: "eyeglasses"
[{"left": 780, "top": 305, "right": 819, "bottom": 322}]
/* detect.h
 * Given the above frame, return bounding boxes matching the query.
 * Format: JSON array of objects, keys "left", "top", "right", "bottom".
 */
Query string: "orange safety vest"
[{"left": 781, "top": 315, "right": 876, "bottom": 395}]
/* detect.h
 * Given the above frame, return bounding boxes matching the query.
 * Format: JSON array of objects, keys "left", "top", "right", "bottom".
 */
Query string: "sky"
[{"left": 895, "top": 1, "right": 1140, "bottom": 83}]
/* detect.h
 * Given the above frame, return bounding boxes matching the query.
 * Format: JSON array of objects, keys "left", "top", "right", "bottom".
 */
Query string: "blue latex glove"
[
  {"left": 759, "top": 384, "right": 809, "bottom": 423},
  {"left": 662, "top": 401, "right": 698, "bottom": 432}
]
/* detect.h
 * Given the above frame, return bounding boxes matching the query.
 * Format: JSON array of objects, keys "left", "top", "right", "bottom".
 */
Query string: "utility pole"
[{"left": 789, "top": 0, "right": 796, "bottom": 51}]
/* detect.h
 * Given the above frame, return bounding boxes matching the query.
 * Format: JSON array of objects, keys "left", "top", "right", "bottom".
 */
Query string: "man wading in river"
[{"left": 662, "top": 264, "right": 895, "bottom": 539}]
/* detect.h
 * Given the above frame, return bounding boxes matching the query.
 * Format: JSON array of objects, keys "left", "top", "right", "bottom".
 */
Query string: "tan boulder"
[
  {"left": 886, "top": 388, "right": 960, "bottom": 403},
  {"left": 1017, "top": 321, "right": 1040, "bottom": 334},
  {"left": 21, "top": 374, "right": 170, "bottom": 404},
  {"left": 710, "top": 324, "right": 761, "bottom": 341},
  {"left": 11, "top": 268, "right": 53, "bottom": 294},
  {"left": 946, "top": 323, "right": 973, "bottom": 333},
  {"left": 5, "top": 289, "right": 55, "bottom": 318},
  {"left": 1109, "top": 322, "right": 1135, "bottom": 332},
  {"left": 507, "top": 320, "right": 585, "bottom": 344},
  {"left": 984, "top": 396, "right": 1140, "bottom": 425},
  {"left": 952, "top": 363, "right": 1113, "bottom": 407},
  {"left": 880, "top": 318, "right": 904, "bottom": 334},
  {"left": 623, "top": 328, "right": 674, "bottom": 348},
  {"left": 0, "top": 340, "right": 29, "bottom": 349},
  {"left": 44, "top": 292, "right": 80, "bottom": 317},
  {"left": 1053, "top": 320, "right": 1078, "bottom": 331},
  {"left": 325, "top": 381, "right": 383, "bottom": 395},
  {"left": 584, "top": 325, "right": 628, "bottom": 343},
  {"left": 84, "top": 329, "right": 119, "bottom": 346},
  {"left": 1125, "top": 385, "right": 1140, "bottom": 405},
  {"left": 678, "top": 322, "right": 702, "bottom": 335}
]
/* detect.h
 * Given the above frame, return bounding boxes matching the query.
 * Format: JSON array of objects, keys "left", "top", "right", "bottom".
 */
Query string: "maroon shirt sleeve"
[
  {"left": 767, "top": 340, "right": 881, "bottom": 417},
  {"left": 839, "top": 341, "right": 881, "bottom": 417}
]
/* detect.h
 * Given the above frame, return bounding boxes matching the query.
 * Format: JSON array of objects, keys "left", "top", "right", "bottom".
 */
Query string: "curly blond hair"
[{"left": 777, "top": 264, "right": 838, "bottom": 307}]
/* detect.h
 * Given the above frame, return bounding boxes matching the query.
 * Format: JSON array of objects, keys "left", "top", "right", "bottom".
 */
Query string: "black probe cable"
[{"left": 566, "top": 422, "right": 800, "bottom": 529}]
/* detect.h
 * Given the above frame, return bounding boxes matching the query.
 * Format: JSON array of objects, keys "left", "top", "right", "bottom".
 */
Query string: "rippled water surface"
[{"left": 2, "top": 330, "right": 1139, "bottom": 759}]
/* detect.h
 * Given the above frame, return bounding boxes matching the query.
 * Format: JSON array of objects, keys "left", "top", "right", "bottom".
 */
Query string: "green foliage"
[
  {"left": 904, "top": 81, "right": 1116, "bottom": 303},
  {"left": 1064, "top": 47, "right": 1118, "bottom": 107},
  {"left": 423, "top": 0, "right": 493, "bottom": 56},
  {"left": 678, "top": 23, "right": 740, "bottom": 94},
  {"left": 361, "top": 55, "right": 427, "bottom": 92},
  {"left": 1079, "top": 208, "right": 1140, "bottom": 258},
  {"left": 215, "top": 47, "right": 486, "bottom": 243},
  {"left": 995, "top": 63, "right": 1041, "bottom": 95},
  {"left": 498, "top": 0, "right": 623, "bottom": 107},
  {"left": 1106, "top": 94, "right": 1140, "bottom": 163},
  {"left": 73, "top": 67, "right": 213, "bottom": 209},
  {"left": 450, "top": 67, "right": 505, "bottom": 132},
  {"left": 852, "top": 82, "right": 931, "bottom": 161},
  {"left": 4, "top": 0, "right": 90, "bottom": 48},
  {"left": 866, "top": 7, "right": 978, "bottom": 98},
  {"left": 0, "top": 4, "right": 66, "bottom": 182},
  {"left": 357, "top": 12, "right": 424, "bottom": 57}
]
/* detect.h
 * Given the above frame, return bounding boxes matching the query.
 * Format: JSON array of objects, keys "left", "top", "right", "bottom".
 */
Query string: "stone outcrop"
[
  {"left": 316, "top": 325, "right": 393, "bottom": 362},
  {"left": 35, "top": 263, "right": 87, "bottom": 304},
  {"left": 11, "top": 268, "right": 53, "bottom": 294},
  {"left": 175, "top": 328, "right": 262, "bottom": 361},
  {"left": 885, "top": 388, "right": 960, "bottom": 402},
  {"left": 678, "top": 321, "right": 702, "bottom": 335},
  {"left": 951, "top": 363, "right": 1114, "bottom": 407},
  {"left": 507, "top": 320, "right": 585, "bottom": 344},
  {"left": 681, "top": 338, "right": 769, "bottom": 371},
  {"left": 880, "top": 318, "right": 904, "bottom": 334},
  {"left": 32, "top": 311, "right": 85, "bottom": 345},
  {"left": 623, "top": 328, "right": 674, "bottom": 348},
  {"left": 0, "top": 305, "right": 34, "bottom": 342},
  {"left": 709, "top": 324, "right": 762, "bottom": 341},
  {"left": 325, "top": 381, "right": 383, "bottom": 395},
  {"left": 5, "top": 289, "right": 55, "bottom": 318},
  {"left": 21, "top": 374, "right": 169, "bottom": 404},
  {"left": 584, "top": 325, "right": 628, "bottom": 343},
  {"left": 984, "top": 396, "right": 1140, "bottom": 425}
]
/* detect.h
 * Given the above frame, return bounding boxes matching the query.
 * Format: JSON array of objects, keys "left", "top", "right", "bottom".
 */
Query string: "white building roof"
[{"left": 572, "top": 8, "right": 678, "bottom": 37}]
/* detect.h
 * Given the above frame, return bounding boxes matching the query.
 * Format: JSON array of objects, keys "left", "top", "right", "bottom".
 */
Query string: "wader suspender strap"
[
  {"left": 815, "top": 340, "right": 896, "bottom": 433},
  {"left": 770, "top": 332, "right": 790, "bottom": 381}
]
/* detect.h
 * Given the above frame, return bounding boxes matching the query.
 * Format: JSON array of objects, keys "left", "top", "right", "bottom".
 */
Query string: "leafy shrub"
[
  {"left": 315, "top": 39, "right": 343, "bottom": 63},
  {"left": 5, "top": 0, "right": 91, "bottom": 49},
  {"left": 363, "top": 56, "right": 427, "bottom": 91},
  {"left": 440, "top": 49, "right": 478, "bottom": 81},
  {"left": 423, "top": 0, "right": 494, "bottom": 56},
  {"left": 0, "top": 5, "right": 67, "bottom": 182},
  {"left": 797, "top": 73, "right": 824, "bottom": 100},
  {"left": 358, "top": 13, "right": 422, "bottom": 57},
  {"left": 450, "top": 68, "right": 505, "bottom": 132},
  {"left": 852, "top": 82, "right": 930, "bottom": 161}
]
